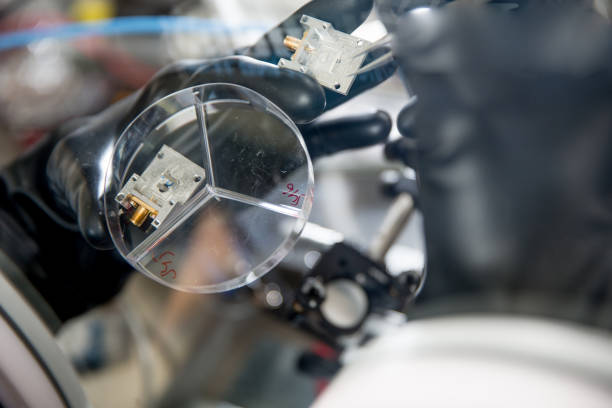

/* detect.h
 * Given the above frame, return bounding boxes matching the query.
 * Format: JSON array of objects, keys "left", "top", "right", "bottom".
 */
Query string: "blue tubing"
[{"left": 0, "top": 16, "right": 267, "bottom": 52}]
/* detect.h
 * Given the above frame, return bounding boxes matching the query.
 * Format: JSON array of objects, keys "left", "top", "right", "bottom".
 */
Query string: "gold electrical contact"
[
  {"left": 127, "top": 195, "right": 158, "bottom": 227},
  {"left": 283, "top": 35, "right": 302, "bottom": 52},
  {"left": 283, "top": 30, "right": 309, "bottom": 57}
]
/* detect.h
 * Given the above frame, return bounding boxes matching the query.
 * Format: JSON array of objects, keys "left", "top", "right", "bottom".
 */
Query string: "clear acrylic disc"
[{"left": 104, "top": 83, "right": 314, "bottom": 293}]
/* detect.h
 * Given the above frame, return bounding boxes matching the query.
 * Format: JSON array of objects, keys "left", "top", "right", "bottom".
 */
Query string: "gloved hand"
[
  {"left": 0, "top": 0, "right": 395, "bottom": 323},
  {"left": 391, "top": 4, "right": 612, "bottom": 326}
]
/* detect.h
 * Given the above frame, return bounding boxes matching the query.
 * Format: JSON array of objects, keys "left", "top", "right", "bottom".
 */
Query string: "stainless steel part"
[
  {"left": 278, "top": 15, "right": 371, "bottom": 95},
  {"left": 350, "top": 33, "right": 393, "bottom": 58},
  {"left": 369, "top": 193, "right": 415, "bottom": 262},
  {"left": 349, "top": 51, "right": 394, "bottom": 76},
  {"left": 115, "top": 145, "right": 206, "bottom": 229},
  {"left": 347, "top": 33, "right": 394, "bottom": 76}
]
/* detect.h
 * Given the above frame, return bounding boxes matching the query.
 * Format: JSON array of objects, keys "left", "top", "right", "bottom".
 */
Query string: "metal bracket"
[
  {"left": 278, "top": 15, "right": 371, "bottom": 95},
  {"left": 115, "top": 145, "right": 205, "bottom": 229}
]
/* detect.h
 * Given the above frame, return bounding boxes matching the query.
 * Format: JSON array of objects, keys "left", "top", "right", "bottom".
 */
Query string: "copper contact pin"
[
  {"left": 127, "top": 196, "right": 158, "bottom": 227},
  {"left": 283, "top": 35, "right": 301, "bottom": 52}
]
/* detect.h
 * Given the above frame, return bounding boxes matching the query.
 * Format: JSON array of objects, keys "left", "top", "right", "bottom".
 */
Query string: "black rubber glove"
[
  {"left": 0, "top": 0, "right": 395, "bottom": 323},
  {"left": 392, "top": 4, "right": 612, "bottom": 327}
]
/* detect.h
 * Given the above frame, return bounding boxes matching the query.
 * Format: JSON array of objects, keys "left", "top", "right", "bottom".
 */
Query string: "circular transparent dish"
[{"left": 104, "top": 83, "right": 314, "bottom": 293}]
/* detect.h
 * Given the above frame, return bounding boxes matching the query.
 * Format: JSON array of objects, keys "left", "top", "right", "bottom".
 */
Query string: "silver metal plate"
[
  {"left": 278, "top": 15, "right": 371, "bottom": 95},
  {"left": 115, "top": 145, "right": 206, "bottom": 228}
]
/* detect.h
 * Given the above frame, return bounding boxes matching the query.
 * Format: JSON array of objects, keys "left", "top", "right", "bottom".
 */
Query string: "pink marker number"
[
  {"left": 281, "top": 183, "right": 305, "bottom": 207},
  {"left": 153, "top": 251, "right": 176, "bottom": 279}
]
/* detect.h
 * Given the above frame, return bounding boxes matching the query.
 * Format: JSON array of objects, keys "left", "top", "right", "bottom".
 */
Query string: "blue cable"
[{"left": 0, "top": 16, "right": 268, "bottom": 52}]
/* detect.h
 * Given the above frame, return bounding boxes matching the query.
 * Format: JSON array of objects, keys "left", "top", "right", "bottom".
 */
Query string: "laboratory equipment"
[
  {"left": 104, "top": 83, "right": 314, "bottom": 293},
  {"left": 278, "top": 15, "right": 371, "bottom": 95}
]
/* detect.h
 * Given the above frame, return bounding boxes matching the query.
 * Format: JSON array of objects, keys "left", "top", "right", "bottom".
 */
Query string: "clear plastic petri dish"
[{"left": 104, "top": 83, "right": 314, "bottom": 293}]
